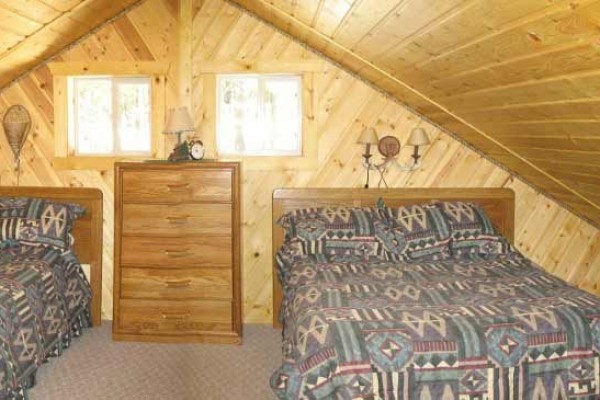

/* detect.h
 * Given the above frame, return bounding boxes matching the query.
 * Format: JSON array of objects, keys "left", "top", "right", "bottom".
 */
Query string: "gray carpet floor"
[{"left": 28, "top": 322, "right": 281, "bottom": 400}]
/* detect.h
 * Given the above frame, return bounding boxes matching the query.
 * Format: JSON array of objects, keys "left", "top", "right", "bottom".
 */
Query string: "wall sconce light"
[
  {"left": 406, "top": 127, "right": 430, "bottom": 166},
  {"left": 357, "top": 127, "right": 431, "bottom": 188},
  {"left": 357, "top": 128, "right": 380, "bottom": 189}
]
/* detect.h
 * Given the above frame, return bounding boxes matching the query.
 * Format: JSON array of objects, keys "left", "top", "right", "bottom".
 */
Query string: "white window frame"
[
  {"left": 68, "top": 76, "right": 152, "bottom": 157},
  {"left": 49, "top": 61, "right": 168, "bottom": 170},
  {"left": 216, "top": 73, "right": 303, "bottom": 157}
]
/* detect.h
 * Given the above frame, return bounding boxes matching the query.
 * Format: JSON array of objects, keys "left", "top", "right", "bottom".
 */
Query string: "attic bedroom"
[{"left": 0, "top": 0, "right": 599, "bottom": 399}]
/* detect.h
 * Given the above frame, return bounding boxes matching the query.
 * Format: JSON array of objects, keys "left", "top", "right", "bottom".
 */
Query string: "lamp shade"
[
  {"left": 164, "top": 107, "right": 195, "bottom": 134},
  {"left": 357, "top": 127, "right": 379, "bottom": 145},
  {"left": 407, "top": 127, "right": 430, "bottom": 146}
]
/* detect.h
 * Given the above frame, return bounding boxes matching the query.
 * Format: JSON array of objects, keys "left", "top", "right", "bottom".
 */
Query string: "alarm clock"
[{"left": 189, "top": 139, "right": 205, "bottom": 160}]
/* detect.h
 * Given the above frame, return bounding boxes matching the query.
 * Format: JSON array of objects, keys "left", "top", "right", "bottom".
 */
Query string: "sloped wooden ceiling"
[
  {"left": 228, "top": 0, "right": 600, "bottom": 228},
  {"left": 0, "top": 0, "right": 142, "bottom": 89}
]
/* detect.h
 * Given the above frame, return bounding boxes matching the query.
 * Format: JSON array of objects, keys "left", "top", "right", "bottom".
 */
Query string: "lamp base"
[{"left": 168, "top": 141, "right": 191, "bottom": 162}]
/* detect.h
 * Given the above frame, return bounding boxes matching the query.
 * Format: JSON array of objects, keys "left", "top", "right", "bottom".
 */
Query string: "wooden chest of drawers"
[{"left": 113, "top": 162, "right": 241, "bottom": 344}]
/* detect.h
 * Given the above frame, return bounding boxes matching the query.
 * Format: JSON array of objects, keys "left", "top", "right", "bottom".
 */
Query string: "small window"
[
  {"left": 68, "top": 76, "right": 151, "bottom": 156},
  {"left": 217, "top": 74, "right": 302, "bottom": 156}
]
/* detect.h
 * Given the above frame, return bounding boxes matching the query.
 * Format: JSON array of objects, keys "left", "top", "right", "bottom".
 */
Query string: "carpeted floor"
[{"left": 29, "top": 322, "right": 281, "bottom": 400}]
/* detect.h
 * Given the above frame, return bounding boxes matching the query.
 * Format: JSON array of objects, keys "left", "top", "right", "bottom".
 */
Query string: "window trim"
[
  {"left": 200, "top": 70, "right": 318, "bottom": 170},
  {"left": 216, "top": 73, "right": 303, "bottom": 157},
  {"left": 69, "top": 76, "right": 153, "bottom": 157},
  {"left": 50, "top": 62, "right": 168, "bottom": 170}
]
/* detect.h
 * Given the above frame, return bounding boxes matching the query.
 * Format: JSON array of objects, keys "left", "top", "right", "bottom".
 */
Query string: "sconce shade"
[
  {"left": 407, "top": 127, "right": 430, "bottom": 146},
  {"left": 357, "top": 127, "right": 379, "bottom": 144},
  {"left": 164, "top": 107, "right": 195, "bottom": 134}
]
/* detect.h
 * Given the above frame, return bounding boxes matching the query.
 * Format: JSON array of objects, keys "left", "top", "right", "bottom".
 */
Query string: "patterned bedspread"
[
  {"left": 0, "top": 244, "right": 91, "bottom": 399},
  {"left": 271, "top": 253, "right": 600, "bottom": 399}
]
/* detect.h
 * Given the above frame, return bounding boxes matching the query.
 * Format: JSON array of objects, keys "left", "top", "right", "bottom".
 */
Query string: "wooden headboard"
[
  {"left": 272, "top": 187, "right": 515, "bottom": 327},
  {"left": 0, "top": 186, "right": 103, "bottom": 327}
]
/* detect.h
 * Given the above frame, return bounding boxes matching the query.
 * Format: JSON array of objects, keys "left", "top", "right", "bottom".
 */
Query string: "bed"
[
  {"left": 270, "top": 188, "right": 600, "bottom": 399},
  {"left": 0, "top": 186, "right": 102, "bottom": 399}
]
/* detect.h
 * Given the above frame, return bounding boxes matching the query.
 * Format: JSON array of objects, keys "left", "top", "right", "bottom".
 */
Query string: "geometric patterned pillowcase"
[
  {"left": 375, "top": 203, "right": 452, "bottom": 261},
  {"left": 435, "top": 201, "right": 511, "bottom": 257},
  {"left": 0, "top": 197, "right": 86, "bottom": 251},
  {"left": 276, "top": 206, "right": 384, "bottom": 258}
]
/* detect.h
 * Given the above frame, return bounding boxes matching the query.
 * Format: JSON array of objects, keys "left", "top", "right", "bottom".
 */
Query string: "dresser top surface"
[{"left": 116, "top": 161, "right": 240, "bottom": 170}]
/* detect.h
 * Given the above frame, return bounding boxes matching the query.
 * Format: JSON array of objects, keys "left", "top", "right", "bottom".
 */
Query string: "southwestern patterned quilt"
[
  {"left": 0, "top": 243, "right": 91, "bottom": 400},
  {"left": 271, "top": 252, "right": 600, "bottom": 399}
]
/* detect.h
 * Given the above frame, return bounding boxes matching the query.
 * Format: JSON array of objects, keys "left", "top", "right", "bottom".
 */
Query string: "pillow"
[
  {"left": 277, "top": 206, "right": 384, "bottom": 258},
  {"left": 435, "top": 201, "right": 511, "bottom": 257},
  {"left": 275, "top": 239, "right": 310, "bottom": 282},
  {"left": 0, "top": 197, "right": 85, "bottom": 251},
  {"left": 375, "top": 203, "right": 452, "bottom": 261}
]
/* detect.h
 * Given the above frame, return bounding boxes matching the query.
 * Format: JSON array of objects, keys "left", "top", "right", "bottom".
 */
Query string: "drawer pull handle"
[
  {"left": 166, "top": 216, "right": 190, "bottom": 224},
  {"left": 166, "top": 183, "right": 191, "bottom": 192},
  {"left": 164, "top": 249, "right": 190, "bottom": 258},
  {"left": 164, "top": 279, "right": 192, "bottom": 288},
  {"left": 161, "top": 311, "right": 191, "bottom": 320}
]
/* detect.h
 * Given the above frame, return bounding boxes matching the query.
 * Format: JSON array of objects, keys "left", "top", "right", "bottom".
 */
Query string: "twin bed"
[
  {"left": 270, "top": 188, "right": 600, "bottom": 399},
  {"left": 0, "top": 187, "right": 102, "bottom": 399}
]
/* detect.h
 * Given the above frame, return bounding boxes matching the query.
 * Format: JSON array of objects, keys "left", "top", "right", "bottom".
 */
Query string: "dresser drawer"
[
  {"left": 121, "top": 170, "right": 232, "bottom": 203},
  {"left": 122, "top": 204, "right": 231, "bottom": 236},
  {"left": 120, "top": 236, "right": 231, "bottom": 268},
  {"left": 118, "top": 299, "right": 233, "bottom": 334},
  {"left": 121, "top": 268, "right": 232, "bottom": 300}
]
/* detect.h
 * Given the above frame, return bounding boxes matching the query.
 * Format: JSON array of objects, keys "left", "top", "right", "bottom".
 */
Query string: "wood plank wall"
[{"left": 0, "top": 0, "right": 598, "bottom": 323}]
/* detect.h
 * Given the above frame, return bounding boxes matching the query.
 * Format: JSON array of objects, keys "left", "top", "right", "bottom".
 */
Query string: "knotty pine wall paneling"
[
  {"left": 0, "top": 0, "right": 180, "bottom": 320},
  {"left": 0, "top": 0, "right": 598, "bottom": 323}
]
